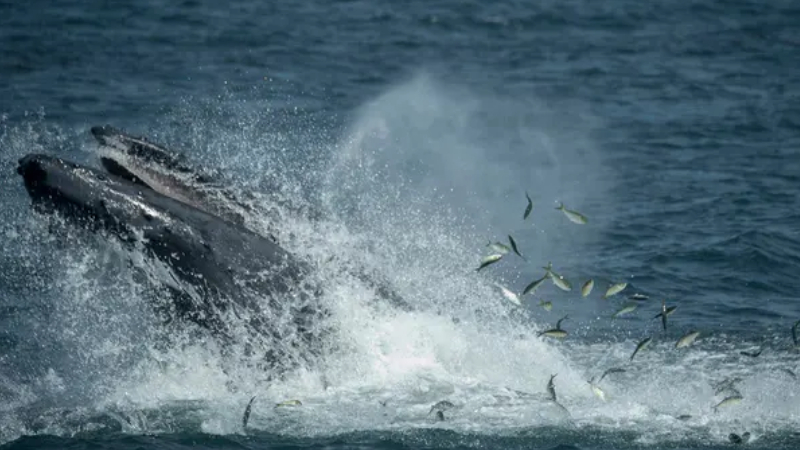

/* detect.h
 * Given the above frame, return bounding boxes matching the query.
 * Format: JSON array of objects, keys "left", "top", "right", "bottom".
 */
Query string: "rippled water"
[{"left": 1, "top": 1, "right": 799, "bottom": 449}]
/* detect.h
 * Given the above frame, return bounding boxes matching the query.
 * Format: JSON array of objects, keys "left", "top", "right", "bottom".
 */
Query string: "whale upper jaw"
[{"left": 91, "top": 125, "right": 249, "bottom": 227}]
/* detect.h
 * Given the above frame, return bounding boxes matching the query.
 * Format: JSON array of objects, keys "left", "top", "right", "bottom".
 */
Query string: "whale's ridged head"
[{"left": 17, "top": 153, "right": 167, "bottom": 237}]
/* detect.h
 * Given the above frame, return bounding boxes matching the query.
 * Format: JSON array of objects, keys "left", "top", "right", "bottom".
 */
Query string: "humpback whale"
[
  {"left": 16, "top": 125, "right": 412, "bottom": 372},
  {"left": 16, "top": 149, "right": 328, "bottom": 372}
]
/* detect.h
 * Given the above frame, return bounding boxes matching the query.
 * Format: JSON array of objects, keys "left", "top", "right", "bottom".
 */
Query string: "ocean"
[{"left": 1, "top": 0, "right": 799, "bottom": 449}]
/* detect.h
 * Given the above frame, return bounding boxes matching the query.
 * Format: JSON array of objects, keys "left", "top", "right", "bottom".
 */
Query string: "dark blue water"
[{"left": 2, "top": 1, "right": 800, "bottom": 449}]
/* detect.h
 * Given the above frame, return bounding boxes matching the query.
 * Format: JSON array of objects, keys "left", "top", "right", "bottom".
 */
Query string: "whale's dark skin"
[
  {"left": 91, "top": 124, "right": 412, "bottom": 312},
  {"left": 17, "top": 153, "right": 328, "bottom": 369},
  {"left": 90, "top": 124, "right": 252, "bottom": 227}
]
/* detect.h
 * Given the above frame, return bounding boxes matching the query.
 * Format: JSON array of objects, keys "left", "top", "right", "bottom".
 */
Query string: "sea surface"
[{"left": 1, "top": 0, "right": 799, "bottom": 449}]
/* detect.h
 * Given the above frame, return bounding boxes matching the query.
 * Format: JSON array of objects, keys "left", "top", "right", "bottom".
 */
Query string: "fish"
[
  {"left": 588, "top": 382, "right": 606, "bottom": 401},
  {"left": 547, "top": 374, "right": 558, "bottom": 402},
  {"left": 612, "top": 303, "right": 638, "bottom": 318},
  {"left": 629, "top": 293, "right": 649, "bottom": 301},
  {"left": 497, "top": 284, "right": 521, "bottom": 306},
  {"left": 581, "top": 279, "right": 594, "bottom": 297},
  {"left": 596, "top": 368, "right": 626, "bottom": 384},
  {"left": 653, "top": 301, "right": 677, "bottom": 331},
  {"left": 740, "top": 349, "right": 762, "bottom": 358},
  {"left": 630, "top": 337, "right": 652, "bottom": 361},
  {"left": 675, "top": 331, "right": 700, "bottom": 349},
  {"left": 522, "top": 274, "right": 548, "bottom": 296},
  {"left": 538, "top": 329, "right": 568, "bottom": 339},
  {"left": 487, "top": 241, "right": 510, "bottom": 254},
  {"left": 539, "top": 300, "right": 553, "bottom": 311},
  {"left": 508, "top": 235, "right": 525, "bottom": 260},
  {"left": 274, "top": 399, "right": 302, "bottom": 408},
  {"left": 603, "top": 282, "right": 628, "bottom": 299},
  {"left": 793, "top": 320, "right": 799, "bottom": 348},
  {"left": 242, "top": 395, "right": 256, "bottom": 429},
  {"left": 713, "top": 395, "right": 743, "bottom": 413},
  {"left": 428, "top": 400, "right": 455, "bottom": 415},
  {"left": 544, "top": 263, "right": 572, "bottom": 291},
  {"left": 556, "top": 202, "right": 588, "bottom": 225},
  {"left": 477, "top": 254, "right": 503, "bottom": 271},
  {"left": 523, "top": 192, "right": 533, "bottom": 220},
  {"left": 537, "top": 317, "right": 568, "bottom": 337},
  {"left": 676, "top": 414, "right": 692, "bottom": 421},
  {"left": 435, "top": 410, "right": 445, "bottom": 421}
]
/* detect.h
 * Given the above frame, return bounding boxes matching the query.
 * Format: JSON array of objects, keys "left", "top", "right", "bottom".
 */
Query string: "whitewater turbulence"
[{"left": 0, "top": 75, "right": 798, "bottom": 448}]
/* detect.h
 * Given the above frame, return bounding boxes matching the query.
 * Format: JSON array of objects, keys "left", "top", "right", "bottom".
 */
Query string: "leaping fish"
[
  {"left": 713, "top": 395, "right": 743, "bottom": 413},
  {"left": 242, "top": 395, "right": 256, "bottom": 429},
  {"left": 630, "top": 337, "right": 652, "bottom": 361},
  {"left": 653, "top": 301, "right": 677, "bottom": 331},
  {"left": 547, "top": 374, "right": 558, "bottom": 402},
  {"left": 581, "top": 279, "right": 594, "bottom": 297},
  {"left": 544, "top": 262, "right": 572, "bottom": 291},
  {"left": 497, "top": 284, "right": 521, "bottom": 306},
  {"left": 477, "top": 254, "right": 503, "bottom": 271},
  {"left": 522, "top": 274, "right": 548, "bottom": 296},
  {"left": 675, "top": 331, "right": 700, "bottom": 349},
  {"left": 612, "top": 303, "right": 638, "bottom": 318},
  {"left": 556, "top": 202, "right": 588, "bottom": 225},
  {"left": 538, "top": 315, "right": 569, "bottom": 339},
  {"left": 523, "top": 192, "right": 533, "bottom": 220},
  {"left": 508, "top": 235, "right": 525, "bottom": 260},
  {"left": 603, "top": 282, "right": 628, "bottom": 299}
]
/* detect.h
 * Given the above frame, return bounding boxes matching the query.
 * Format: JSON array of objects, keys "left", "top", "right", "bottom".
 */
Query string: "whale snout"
[{"left": 18, "top": 154, "right": 50, "bottom": 190}]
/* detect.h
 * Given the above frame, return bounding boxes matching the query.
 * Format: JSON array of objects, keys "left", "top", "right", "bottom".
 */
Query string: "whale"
[{"left": 16, "top": 152, "right": 330, "bottom": 371}]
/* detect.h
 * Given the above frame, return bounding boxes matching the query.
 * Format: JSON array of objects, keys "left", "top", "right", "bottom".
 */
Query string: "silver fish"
[
  {"left": 497, "top": 284, "right": 521, "bottom": 306},
  {"left": 242, "top": 395, "right": 256, "bottom": 429},
  {"left": 544, "top": 263, "right": 572, "bottom": 291},
  {"left": 630, "top": 337, "right": 652, "bottom": 361},
  {"left": 612, "top": 303, "right": 637, "bottom": 318},
  {"left": 588, "top": 382, "right": 606, "bottom": 401},
  {"left": 538, "top": 329, "right": 568, "bottom": 339},
  {"left": 539, "top": 300, "right": 553, "bottom": 311},
  {"left": 523, "top": 192, "right": 533, "bottom": 220},
  {"left": 675, "top": 331, "right": 700, "bottom": 349},
  {"left": 629, "top": 293, "right": 649, "bottom": 301},
  {"left": 477, "top": 254, "right": 503, "bottom": 271},
  {"left": 603, "top": 282, "right": 628, "bottom": 299},
  {"left": 522, "top": 274, "right": 548, "bottom": 296},
  {"left": 547, "top": 374, "right": 557, "bottom": 402},
  {"left": 581, "top": 279, "right": 594, "bottom": 297},
  {"left": 487, "top": 241, "right": 510, "bottom": 254},
  {"left": 508, "top": 235, "right": 525, "bottom": 260},
  {"left": 556, "top": 202, "right": 588, "bottom": 224},
  {"left": 713, "top": 395, "right": 743, "bottom": 413}
]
